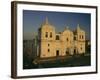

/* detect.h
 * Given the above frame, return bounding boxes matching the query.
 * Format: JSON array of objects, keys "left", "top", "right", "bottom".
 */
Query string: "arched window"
[
  {"left": 50, "top": 32, "right": 52, "bottom": 38},
  {"left": 56, "top": 35, "right": 59, "bottom": 40},
  {"left": 80, "top": 35, "right": 81, "bottom": 39},
  {"left": 45, "top": 32, "right": 48, "bottom": 38},
  {"left": 48, "top": 49, "right": 50, "bottom": 52},
  {"left": 81, "top": 47, "right": 82, "bottom": 50},
  {"left": 82, "top": 35, "right": 84, "bottom": 39},
  {"left": 74, "top": 36, "right": 76, "bottom": 40},
  {"left": 66, "top": 38, "right": 68, "bottom": 41},
  {"left": 48, "top": 44, "right": 50, "bottom": 46}
]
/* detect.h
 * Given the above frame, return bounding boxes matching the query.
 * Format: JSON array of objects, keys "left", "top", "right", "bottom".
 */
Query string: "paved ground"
[{"left": 23, "top": 53, "right": 91, "bottom": 69}]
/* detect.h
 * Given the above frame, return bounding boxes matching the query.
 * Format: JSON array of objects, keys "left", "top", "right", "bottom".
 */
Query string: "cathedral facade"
[{"left": 38, "top": 18, "right": 85, "bottom": 58}]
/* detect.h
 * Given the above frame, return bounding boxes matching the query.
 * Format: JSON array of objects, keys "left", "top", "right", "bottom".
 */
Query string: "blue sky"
[{"left": 23, "top": 10, "right": 91, "bottom": 40}]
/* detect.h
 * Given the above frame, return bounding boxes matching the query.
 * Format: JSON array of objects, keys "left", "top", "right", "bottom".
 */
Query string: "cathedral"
[{"left": 37, "top": 17, "right": 85, "bottom": 58}]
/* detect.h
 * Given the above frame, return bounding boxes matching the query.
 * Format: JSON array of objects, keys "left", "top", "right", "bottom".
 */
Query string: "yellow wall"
[{"left": 38, "top": 19, "right": 85, "bottom": 58}]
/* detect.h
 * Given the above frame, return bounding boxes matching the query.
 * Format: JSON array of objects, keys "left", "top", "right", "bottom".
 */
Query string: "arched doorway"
[
  {"left": 66, "top": 48, "right": 69, "bottom": 55},
  {"left": 74, "top": 48, "right": 77, "bottom": 55},
  {"left": 56, "top": 50, "right": 59, "bottom": 56}
]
